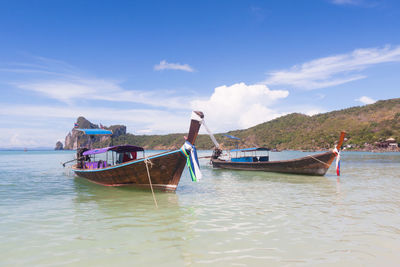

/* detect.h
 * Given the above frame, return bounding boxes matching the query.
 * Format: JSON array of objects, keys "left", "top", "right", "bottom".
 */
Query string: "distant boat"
[
  {"left": 68, "top": 111, "right": 204, "bottom": 191},
  {"left": 24, "top": 148, "right": 27, "bottom": 152},
  {"left": 210, "top": 132, "right": 346, "bottom": 176}
]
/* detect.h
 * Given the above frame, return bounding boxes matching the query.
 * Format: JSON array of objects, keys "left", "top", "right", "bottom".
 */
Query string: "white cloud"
[
  {"left": 304, "top": 108, "right": 324, "bottom": 116},
  {"left": 356, "top": 96, "right": 376, "bottom": 105},
  {"left": 330, "top": 0, "right": 379, "bottom": 7},
  {"left": 2, "top": 58, "right": 190, "bottom": 109},
  {"left": 331, "top": 0, "right": 361, "bottom": 5},
  {"left": 154, "top": 60, "right": 195, "bottom": 72},
  {"left": 265, "top": 45, "right": 400, "bottom": 90},
  {"left": 191, "top": 82, "right": 289, "bottom": 132},
  {"left": 14, "top": 78, "right": 190, "bottom": 109},
  {"left": 276, "top": 104, "right": 326, "bottom": 117}
]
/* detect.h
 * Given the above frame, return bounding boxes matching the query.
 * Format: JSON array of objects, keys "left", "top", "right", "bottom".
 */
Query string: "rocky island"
[{"left": 54, "top": 141, "right": 63, "bottom": 150}]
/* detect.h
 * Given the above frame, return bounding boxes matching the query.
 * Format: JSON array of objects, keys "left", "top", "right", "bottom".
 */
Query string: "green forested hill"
[
  {"left": 81, "top": 98, "right": 400, "bottom": 150},
  {"left": 223, "top": 98, "right": 400, "bottom": 150}
]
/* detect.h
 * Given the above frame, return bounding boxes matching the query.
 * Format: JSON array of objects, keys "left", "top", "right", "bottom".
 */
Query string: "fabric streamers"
[
  {"left": 336, "top": 151, "right": 341, "bottom": 176},
  {"left": 180, "top": 141, "right": 202, "bottom": 182},
  {"left": 333, "top": 147, "right": 341, "bottom": 176}
]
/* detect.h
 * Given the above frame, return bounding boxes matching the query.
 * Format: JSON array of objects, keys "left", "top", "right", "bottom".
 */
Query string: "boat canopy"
[
  {"left": 223, "top": 134, "right": 241, "bottom": 140},
  {"left": 76, "top": 129, "right": 113, "bottom": 135},
  {"left": 83, "top": 145, "right": 144, "bottom": 156},
  {"left": 230, "top": 147, "right": 270, "bottom": 152}
]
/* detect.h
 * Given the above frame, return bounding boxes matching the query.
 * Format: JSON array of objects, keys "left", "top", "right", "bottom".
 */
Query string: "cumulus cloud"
[
  {"left": 264, "top": 45, "right": 400, "bottom": 90},
  {"left": 191, "top": 82, "right": 289, "bottom": 132},
  {"left": 356, "top": 96, "right": 376, "bottom": 105},
  {"left": 154, "top": 60, "right": 195, "bottom": 72}
]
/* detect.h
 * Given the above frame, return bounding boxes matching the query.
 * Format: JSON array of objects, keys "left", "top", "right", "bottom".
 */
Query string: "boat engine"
[
  {"left": 211, "top": 148, "right": 223, "bottom": 159},
  {"left": 76, "top": 147, "right": 90, "bottom": 168}
]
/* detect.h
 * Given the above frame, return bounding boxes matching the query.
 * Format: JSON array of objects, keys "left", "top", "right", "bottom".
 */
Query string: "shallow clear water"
[{"left": 0, "top": 150, "right": 399, "bottom": 266}]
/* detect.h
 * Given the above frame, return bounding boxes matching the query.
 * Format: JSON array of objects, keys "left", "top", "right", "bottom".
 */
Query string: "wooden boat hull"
[
  {"left": 211, "top": 151, "right": 337, "bottom": 176},
  {"left": 72, "top": 111, "right": 204, "bottom": 191},
  {"left": 72, "top": 150, "right": 186, "bottom": 191}
]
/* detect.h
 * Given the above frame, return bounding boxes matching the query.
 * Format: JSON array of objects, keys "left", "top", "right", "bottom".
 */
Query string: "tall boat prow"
[
  {"left": 68, "top": 111, "right": 204, "bottom": 191},
  {"left": 210, "top": 131, "right": 346, "bottom": 176}
]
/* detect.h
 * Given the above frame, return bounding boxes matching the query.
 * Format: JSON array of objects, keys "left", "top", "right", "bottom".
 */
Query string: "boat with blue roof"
[
  {"left": 67, "top": 111, "right": 204, "bottom": 191},
  {"left": 210, "top": 132, "right": 346, "bottom": 176}
]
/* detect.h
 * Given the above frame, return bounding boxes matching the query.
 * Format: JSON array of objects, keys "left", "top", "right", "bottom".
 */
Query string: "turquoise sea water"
[{"left": 0, "top": 150, "right": 399, "bottom": 266}]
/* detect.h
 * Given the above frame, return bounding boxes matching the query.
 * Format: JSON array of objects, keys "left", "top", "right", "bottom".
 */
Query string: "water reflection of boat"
[
  {"left": 71, "top": 177, "right": 197, "bottom": 265},
  {"left": 69, "top": 111, "right": 204, "bottom": 191},
  {"left": 73, "top": 177, "right": 180, "bottom": 208},
  {"left": 210, "top": 132, "right": 346, "bottom": 176}
]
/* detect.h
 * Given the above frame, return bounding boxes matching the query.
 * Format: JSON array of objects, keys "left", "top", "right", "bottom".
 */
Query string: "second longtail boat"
[{"left": 209, "top": 132, "right": 346, "bottom": 176}]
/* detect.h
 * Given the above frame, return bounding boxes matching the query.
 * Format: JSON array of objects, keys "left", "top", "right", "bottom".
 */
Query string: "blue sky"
[{"left": 1, "top": 0, "right": 400, "bottom": 148}]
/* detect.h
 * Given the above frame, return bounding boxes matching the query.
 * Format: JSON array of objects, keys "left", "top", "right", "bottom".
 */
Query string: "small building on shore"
[
  {"left": 375, "top": 138, "right": 398, "bottom": 150},
  {"left": 388, "top": 137, "right": 399, "bottom": 150}
]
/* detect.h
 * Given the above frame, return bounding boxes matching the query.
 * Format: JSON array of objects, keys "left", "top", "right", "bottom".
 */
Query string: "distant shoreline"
[{"left": 2, "top": 148, "right": 399, "bottom": 153}]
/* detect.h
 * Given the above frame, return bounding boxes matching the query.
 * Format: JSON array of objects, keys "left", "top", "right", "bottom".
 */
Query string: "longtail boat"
[
  {"left": 210, "top": 132, "right": 346, "bottom": 176},
  {"left": 68, "top": 111, "right": 204, "bottom": 191}
]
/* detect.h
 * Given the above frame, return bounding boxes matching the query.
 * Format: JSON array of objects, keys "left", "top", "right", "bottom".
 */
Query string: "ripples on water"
[{"left": 0, "top": 150, "right": 399, "bottom": 266}]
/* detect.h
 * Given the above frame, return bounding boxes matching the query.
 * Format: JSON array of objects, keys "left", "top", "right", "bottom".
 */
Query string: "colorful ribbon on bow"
[
  {"left": 333, "top": 147, "right": 341, "bottom": 176},
  {"left": 180, "top": 141, "right": 202, "bottom": 182}
]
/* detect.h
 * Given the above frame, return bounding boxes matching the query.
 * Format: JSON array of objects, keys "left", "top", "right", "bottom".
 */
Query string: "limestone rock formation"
[
  {"left": 54, "top": 141, "right": 63, "bottom": 150},
  {"left": 63, "top": 117, "right": 127, "bottom": 150}
]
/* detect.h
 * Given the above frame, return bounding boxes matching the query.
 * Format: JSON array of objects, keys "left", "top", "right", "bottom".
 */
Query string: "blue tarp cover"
[
  {"left": 76, "top": 129, "right": 113, "bottom": 135},
  {"left": 231, "top": 157, "right": 254, "bottom": 162},
  {"left": 223, "top": 134, "right": 241, "bottom": 140}
]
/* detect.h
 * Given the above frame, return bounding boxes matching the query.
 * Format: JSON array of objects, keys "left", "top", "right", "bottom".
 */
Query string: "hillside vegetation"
[
  {"left": 66, "top": 98, "right": 400, "bottom": 150},
  {"left": 224, "top": 98, "right": 400, "bottom": 150}
]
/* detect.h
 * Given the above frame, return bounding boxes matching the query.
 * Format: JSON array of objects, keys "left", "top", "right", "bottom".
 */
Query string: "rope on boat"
[
  {"left": 307, "top": 154, "right": 331, "bottom": 167},
  {"left": 144, "top": 158, "right": 158, "bottom": 208},
  {"left": 308, "top": 148, "right": 341, "bottom": 175},
  {"left": 201, "top": 119, "right": 220, "bottom": 149}
]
